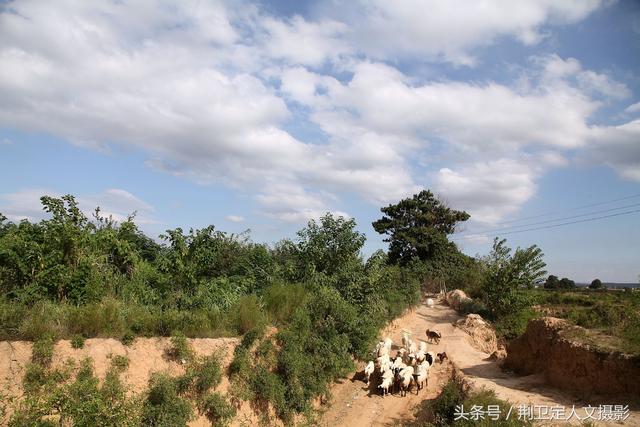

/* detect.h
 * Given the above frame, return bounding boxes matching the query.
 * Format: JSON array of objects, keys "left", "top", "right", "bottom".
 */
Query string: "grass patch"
[
  {"left": 70, "top": 334, "right": 85, "bottom": 349},
  {"left": 31, "top": 337, "right": 54, "bottom": 367}
]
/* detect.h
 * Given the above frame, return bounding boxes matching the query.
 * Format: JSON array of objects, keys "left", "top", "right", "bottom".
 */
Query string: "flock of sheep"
[{"left": 364, "top": 329, "right": 446, "bottom": 397}]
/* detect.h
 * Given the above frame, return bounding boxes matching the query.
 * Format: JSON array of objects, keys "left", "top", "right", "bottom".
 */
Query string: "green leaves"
[
  {"left": 481, "top": 238, "right": 547, "bottom": 320},
  {"left": 296, "top": 213, "right": 365, "bottom": 276},
  {"left": 372, "top": 190, "right": 470, "bottom": 265}
]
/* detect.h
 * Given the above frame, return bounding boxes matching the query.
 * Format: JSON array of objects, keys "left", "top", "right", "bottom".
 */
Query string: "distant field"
[
  {"left": 575, "top": 282, "right": 640, "bottom": 289},
  {"left": 528, "top": 289, "right": 640, "bottom": 354}
]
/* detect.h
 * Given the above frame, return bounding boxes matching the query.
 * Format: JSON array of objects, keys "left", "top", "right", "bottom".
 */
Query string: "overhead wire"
[{"left": 452, "top": 209, "right": 640, "bottom": 240}]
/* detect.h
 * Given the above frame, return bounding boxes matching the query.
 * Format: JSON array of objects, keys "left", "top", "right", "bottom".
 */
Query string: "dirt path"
[{"left": 319, "top": 299, "right": 640, "bottom": 426}]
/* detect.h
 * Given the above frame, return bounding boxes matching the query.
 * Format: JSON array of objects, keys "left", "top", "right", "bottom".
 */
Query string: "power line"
[
  {"left": 454, "top": 202, "right": 640, "bottom": 237},
  {"left": 452, "top": 209, "right": 640, "bottom": 240},
  {"left": 485, "top": 193, "right": 640, "bottom": 226}
]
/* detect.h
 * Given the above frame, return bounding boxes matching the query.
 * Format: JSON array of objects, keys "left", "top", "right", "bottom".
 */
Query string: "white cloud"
[
  {"left": 328, "top": 0, "right": 604, "bottom": 65},
  {"left": 225, "top": 215, "right": 245, "bottom": 223},
  {"left": 1, "top": 137, "right": 12, "bottom": 144},
  {"left": 0, "top": 0, "right": 633, "bottom": 228},
  {"left": 260, "top": 16, "right": 352, "bottom": 66},
  {"left": 625, "top": 102, "right": 640, "bottom": 114},
  {"left": 435, "top": 159, "right": 539, "bottom": 224},
  {"left": 538, "top": 55, "right": 630, "bottom": 100},
  {"left": 0, "top": 188, "right": 157, "bottom": 224},
  {"left": 587, "top": 120, "right": 640, "bottom": 181}
]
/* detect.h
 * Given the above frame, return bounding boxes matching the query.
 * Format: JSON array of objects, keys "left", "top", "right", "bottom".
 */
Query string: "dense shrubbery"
[{"left": 0, "top": 192, "right": 484, "bottom": 424}]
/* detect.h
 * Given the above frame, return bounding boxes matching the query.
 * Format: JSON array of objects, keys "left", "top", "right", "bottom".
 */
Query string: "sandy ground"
[{"left": 319, "top": 298, "right": 640, "bottom": 426}]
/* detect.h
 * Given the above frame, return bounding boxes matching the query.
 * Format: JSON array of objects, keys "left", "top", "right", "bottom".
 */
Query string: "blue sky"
[{"left": 0, "top": 0, "right": 639, "bottom": 282}]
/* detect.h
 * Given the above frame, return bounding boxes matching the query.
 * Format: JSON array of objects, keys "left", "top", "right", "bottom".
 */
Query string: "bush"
[
  {"left": 430, "top": 377, "right": 465, "bottom": 426},
  {"left": 143, "top": 373, "right": 193, "bottom": 427},
  {"left": 263, "top": 283, "right": 308, "bottom": 324},
  {"left": 166, "top": 333, "right": 193, "bottom": 363},
  {"left": 22, "top": 363, "right": 48, "bottom": 393},
  {"left": 71, "top": 334, "right": 85, "bottom": 349},
  {"left": 120, "top": 331, "right": 135, "bottom": 346},
  {"left": 493, "top": 308, "right": 536, "bottom": 340},
  {"left": 31, "top": 337, "right": 54, "bottom": 367},
  {"left": 200, "top": 392, "right": 236, "bottom": 426},
  {"left": 459, "top": 299, "right": 489, "bottom": 318},
  {"left": 178, "top": 355, "right": 223, "bottom": 396}
]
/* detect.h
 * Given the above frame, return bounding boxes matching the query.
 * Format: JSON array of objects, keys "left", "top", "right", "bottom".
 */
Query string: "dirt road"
[{"left": 319, "top": 298, "right": 640, "bottom": 426}]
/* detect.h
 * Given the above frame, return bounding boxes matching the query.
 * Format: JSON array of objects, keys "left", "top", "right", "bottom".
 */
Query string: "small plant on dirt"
[
  {"left": 111, "top": 354, "right": 130, "bottom": 371},
  {"left": 31, "top": 337, "right": 54, "bottom": 367},
  {"left": 120, "top": 331, "right": 135, "bottom": 346},
  {"left": 176, "top": 355, "right": 222, "bottom": 397},
  {"left": 167, "top": 332, "right": 193, "bottom": 363},
  {"left": 200, "top": 392, "right": 236, "bottom": 427},
  {"left": 143, "top": 373, "right": 193, "bottom": 427},
  {"left": 70, "top": 334, "right": 85, "bottom": 349}
]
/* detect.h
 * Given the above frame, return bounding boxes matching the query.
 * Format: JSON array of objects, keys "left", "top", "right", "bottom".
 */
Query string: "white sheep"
[
  {"left": 383, "top": 337, "right": 393, "bottom": 351},
  {"left": 398, "top": 367, "right": 413, "bottom": 396},
  {"left": 426, "top": 298, "right": 435, "bottom": 307},
  {"left": 418, "top": 341, "right": 427, "bottom": 353},
  {"left": 415, "top": 360, "right": 430, "bottom": 392},
  {"left": 402, "top": 331, "right": 412, "bottom": 349},
  {"left": 379, "top": 376, "right": 393, "bottom": 396},
  {"left": 377, "top": 354, "right": 391, "bottom": 373},
  {"left": 408, "top": 341, "right": 417, "bottom": 354},
  {"left": 364, "top": 361, "right": 375, "bottom": 384},
  {"left": 376, "top": 340, "right": 389, "bottom": 357}
]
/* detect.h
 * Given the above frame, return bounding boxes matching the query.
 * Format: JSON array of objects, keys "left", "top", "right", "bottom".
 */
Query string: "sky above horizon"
[{"left": 0, "top": 0, "right": 639, "bottom": 282}]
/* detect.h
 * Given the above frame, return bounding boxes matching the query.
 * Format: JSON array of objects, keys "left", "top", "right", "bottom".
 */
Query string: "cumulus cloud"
[
  {"left": 625, "top": 102, "right": 640, "bottom": 114},
  {"left": 323, "top": 0, "right": 604, "bottom": 65},
  {"left": 0, "top": 0, "right": 634, "bottom": 227},
  {"left": 587, "top": 120, "right": 640, "bottom": 181},
  {"left": 0, "top": 188, "right": 157, "bottom": 224},
  {"left": 434, "top": 159, "right": 539, "bottom": 224}
]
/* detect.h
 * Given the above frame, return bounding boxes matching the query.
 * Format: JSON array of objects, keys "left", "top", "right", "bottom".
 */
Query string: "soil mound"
[
  {"left": 454, "top": 313, "right": 498, "bottom": 354},
  {"left": 445, "top": 289, "right": 471, "bottom": 311},
  {"left": 504, "top": 317, "right": 640, "bottom": 396}
]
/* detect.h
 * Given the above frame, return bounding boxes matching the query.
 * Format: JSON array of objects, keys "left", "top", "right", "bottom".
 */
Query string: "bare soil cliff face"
[{"left": 504, "top": 317, "right": 640, "bottom": 396}]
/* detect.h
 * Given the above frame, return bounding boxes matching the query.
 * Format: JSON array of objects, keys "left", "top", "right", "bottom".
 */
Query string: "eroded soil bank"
[{"left": 504, "top": 317, "right": 640, "bottom": 397}]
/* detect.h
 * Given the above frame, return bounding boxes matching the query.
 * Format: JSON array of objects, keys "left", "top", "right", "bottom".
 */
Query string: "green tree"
[
  {"left": 544, "top": 275, "right": 559, "bottom": 289},
  {"left": 296, "top": 214, "right": 365, "bottom": 276},
  {"left": 589, "top": 278, "right": 604, "bottom": 289},
  {"left": 372, "top": 190, "right": 469, "bottom": 265},
  {"left": 481, "top": 238, "right": 546, "bottom": 319}
]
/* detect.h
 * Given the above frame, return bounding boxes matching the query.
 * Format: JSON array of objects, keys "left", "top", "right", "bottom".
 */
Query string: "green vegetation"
[
  {"left": 71, "top": 334, "right": 85, "bottom": 349},
  {"left": 142, "top": 373, "right": 193, "bottom": 427},
  {"left": 405, "top": 376, "right": 531, "bottom": 427},
  {"left": 6, "top": 190, "right": 633, "bottom": 425},
  {"left": 199, "top": 392, "right": 236, "bottom": 426},
  {"left": 167, "top": 332, "right": 194, "bottom": 363},
  {"left": 31, "top": 337, "right": 54, "bottom": 367},
  {"left": 544, "top": 275, "right": 576, "bottom": 290},
  {"left": 527, "top": 288, "right": 640, "bottom": 353},
  {"left": 10, "top": 357, "right": 140, "bottom": 427}
]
